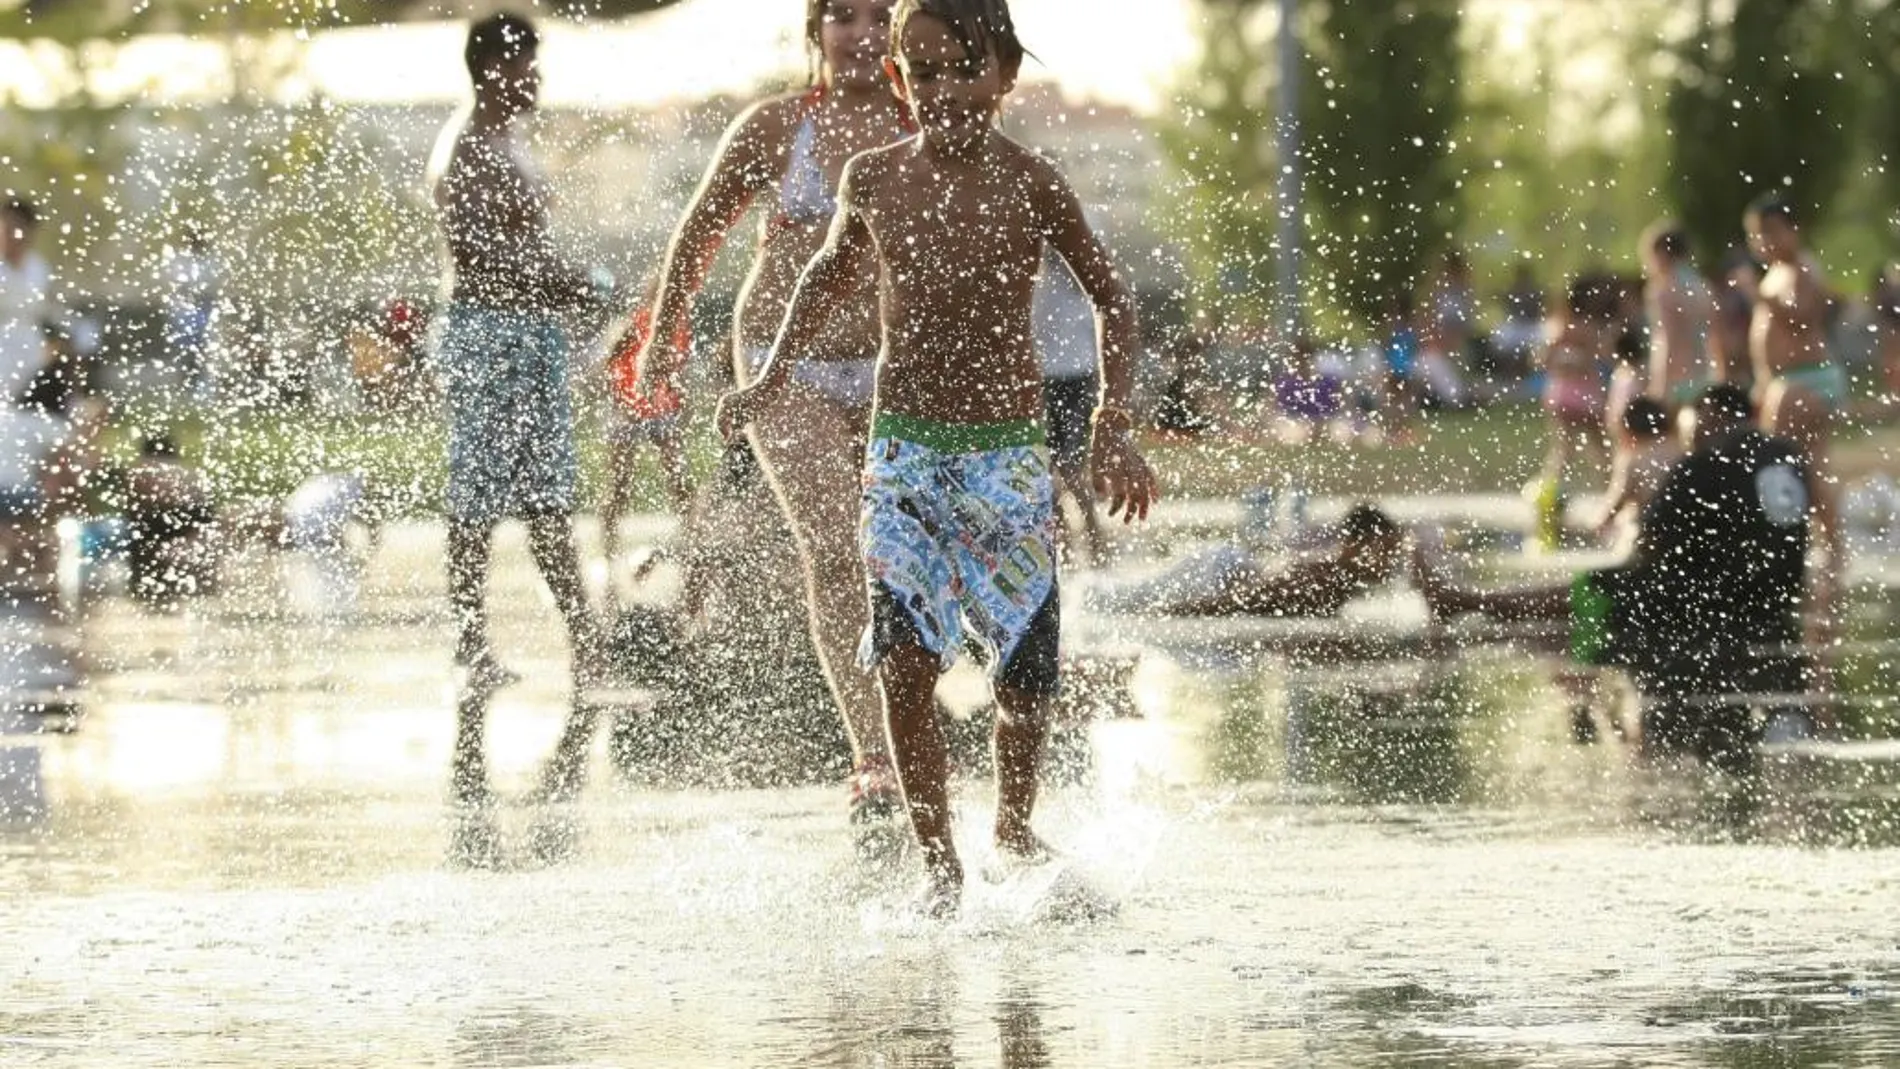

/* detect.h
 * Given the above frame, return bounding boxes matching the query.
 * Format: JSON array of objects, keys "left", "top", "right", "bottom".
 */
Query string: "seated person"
[
  {"left": 1118, "top": 504, "right": 1406, "bottom": 618},
  {"left": 1272, "top": 337, "right": 1344, "bottom": 442},
  {"left": 1416, "top": 385, "right": 1812, "bottom": 683},
  {"left": 1593, "top": 396, "right": 1683, "bottom": 543},
  {"left": 124, "top": 434, "right": 220, "bottom": 601}
]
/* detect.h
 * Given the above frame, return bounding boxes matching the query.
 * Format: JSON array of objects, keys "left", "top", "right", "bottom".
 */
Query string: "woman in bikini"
[{"left": 634, "top": 0, "right": 912, "bottom": 829}]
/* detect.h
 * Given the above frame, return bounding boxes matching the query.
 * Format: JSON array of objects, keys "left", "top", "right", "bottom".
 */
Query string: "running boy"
[{"left": 715, "top": 0, "right": 1156, "bottom": 913}]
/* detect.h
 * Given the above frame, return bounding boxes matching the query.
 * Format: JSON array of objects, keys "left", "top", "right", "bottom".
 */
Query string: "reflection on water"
[{"left": 1, "top": 523, "right": 1896, "bottom": 1066}]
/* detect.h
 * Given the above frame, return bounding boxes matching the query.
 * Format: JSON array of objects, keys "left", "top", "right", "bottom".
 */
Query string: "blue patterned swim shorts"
[{"left": 858, "top": 411, "right": 1061, "bottom": 695}]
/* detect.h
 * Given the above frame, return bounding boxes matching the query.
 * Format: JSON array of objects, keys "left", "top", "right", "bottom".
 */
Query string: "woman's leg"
[{"left": 749, "top": 387, "right": 892, "bottom": 775}]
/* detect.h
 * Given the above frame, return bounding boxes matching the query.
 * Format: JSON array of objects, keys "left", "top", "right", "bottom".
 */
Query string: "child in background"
[
  {"left": 717, "top": 0, "right": 1157, "bottom": 914},
  {"left": 1593, "top": 396, "right": 1682, "bottom": 546},
  {"left": 1531, "top": 279, "right": 1611, "bottom": 549},
  {"left": 1272, "top": 336, "right": 1343, "bottom": 443}
]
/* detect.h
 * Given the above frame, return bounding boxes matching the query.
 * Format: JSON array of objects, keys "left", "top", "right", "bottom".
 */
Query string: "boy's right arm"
[
  {"left": 717, "top": 157, "right": 879, "bottom": 441},
  {"left": 632, "top": 102, "right": 780, "bottom": 379}
]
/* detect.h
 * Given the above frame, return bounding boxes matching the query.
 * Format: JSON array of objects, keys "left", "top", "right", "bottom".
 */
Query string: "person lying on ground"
[{"left": 1127, "top": 504, "right": 1405, "bottom": 618}]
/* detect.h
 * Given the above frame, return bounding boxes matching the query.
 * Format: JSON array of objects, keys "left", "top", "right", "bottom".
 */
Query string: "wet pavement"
[{"left": 3, "top": 519, "right": 1898, "bottom": 1067}]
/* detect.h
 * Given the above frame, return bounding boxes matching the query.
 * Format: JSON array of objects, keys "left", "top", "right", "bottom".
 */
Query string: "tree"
[
  {"left": 1452, "top": 2, "right": 1680, "bottom": 294},
  {"left": 1160, "top": 0, "right": 1464, "bottom": 332},
  {"left": 1299, "top": 0, "right": 1463, "bottom": 324},
  {"left": 0, "top": 0, "right": 685, "bottom": 41},
  {"left": 1665, "top": 0, "right": 1859, "bottom": 266},
  {"left": 1157, "top": 4, "right": 1286, "bottom": 331}
]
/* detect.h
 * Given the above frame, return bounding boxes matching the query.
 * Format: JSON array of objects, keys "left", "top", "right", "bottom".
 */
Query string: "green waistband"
[{"left": 872, "top": 411, "right": 1046, "bottom": 453}]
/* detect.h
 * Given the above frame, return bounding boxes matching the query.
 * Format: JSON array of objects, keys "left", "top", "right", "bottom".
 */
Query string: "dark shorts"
[
  {"left": 434, "top": 303, "right": 577, "bottom": 526},
  {"left": 1043, "top": 374, "right": 1096, "bottom": 477}
]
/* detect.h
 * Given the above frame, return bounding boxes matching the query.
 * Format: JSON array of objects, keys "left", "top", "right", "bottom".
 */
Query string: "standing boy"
[
  {"left": 716, "top": 0, "right": 1156, "bottom": 914},
  {"left": 428, "top": 13, "right": 607, "bottom": 691}
]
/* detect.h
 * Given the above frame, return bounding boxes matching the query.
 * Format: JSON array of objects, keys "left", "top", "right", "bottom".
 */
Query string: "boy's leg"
[
  {"left": 992, "top": 682, "right": 1050, "bottom": 858},
  {"left": 879, "top": 643, "right": 960, "bottom": 893},
  {"left": 447, "top": 520, "right": 496, "bottom": 666},
  {"left": 526, "top": 513, "right": 605, "bottom": 683}
]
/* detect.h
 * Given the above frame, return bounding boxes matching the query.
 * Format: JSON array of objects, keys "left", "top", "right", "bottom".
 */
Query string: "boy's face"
[
  {"left": 889, "top": 13, "right": 1016, "bottom": 148},
  {"left": 481, "top": 50, "right": 540, "bottom": 116}
]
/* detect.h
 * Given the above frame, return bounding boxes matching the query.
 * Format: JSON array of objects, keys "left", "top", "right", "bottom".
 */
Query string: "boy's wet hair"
[
  {"left": 892, "top": 0, "right": 1026, "bottom": 71},
  {"left": 1622, "top": 396, "right": 1669, "bottom": 440},
  {"left": 1747, "top": 192, "right": 1797, "bottom": 227},
  {"left": 1340, "top": 503, "right": 1399, "bottom": 543},
  {"left": 465, "top": 12, "right": 538, "bottom": 81}
]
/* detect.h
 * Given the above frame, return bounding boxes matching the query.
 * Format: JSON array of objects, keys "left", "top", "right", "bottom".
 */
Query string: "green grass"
[
  {"left": 1150, "top": 406, "right": 1552, "bottom": 499},
  {"left": 110, "top": 399, "right": 1900, "bottom": 515}
]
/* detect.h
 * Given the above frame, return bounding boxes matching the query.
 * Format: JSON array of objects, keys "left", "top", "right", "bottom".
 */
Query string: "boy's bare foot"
[
  {"left": 911, "top": 865, "right": 963, "bottom": 920},
  {"left": 849, "top": 757, "right": 903, "bottom": 825},
  {"left": 850, "top": 758, "right": 908, "bottom": 866},
  {"left": 994, "top": 826, "right": 1057, "bottom": 866}
]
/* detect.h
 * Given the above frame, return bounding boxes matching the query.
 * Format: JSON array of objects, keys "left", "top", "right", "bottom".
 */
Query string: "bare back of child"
[{"left": 719, "top": 0, "right": 1156, "bottom": 916}]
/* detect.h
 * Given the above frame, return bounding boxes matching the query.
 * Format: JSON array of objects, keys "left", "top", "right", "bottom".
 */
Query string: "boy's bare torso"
[
  {"left": 431, "top": 120, "right": 566, "bottom": 311},
  {"left": 850, "top": 134, "right": 1055, "bottom": 424}
]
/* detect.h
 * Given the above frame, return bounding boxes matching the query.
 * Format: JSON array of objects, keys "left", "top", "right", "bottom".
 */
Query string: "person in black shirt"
[{"left": 1416, "top": 385, "right": 1813, "bottom": 680}]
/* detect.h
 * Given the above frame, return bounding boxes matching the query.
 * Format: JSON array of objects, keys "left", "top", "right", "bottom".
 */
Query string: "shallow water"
[{"left": 3, "top": 523, "right": 1897, "bottom": 1068}]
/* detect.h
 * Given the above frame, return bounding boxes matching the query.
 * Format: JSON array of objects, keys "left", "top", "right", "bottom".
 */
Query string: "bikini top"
[
  {"left": 776, "top": 92, "right": 836, "bottom": 229},
  {"left": 767, "top": 89, "right": 914, "bottom": 238}
]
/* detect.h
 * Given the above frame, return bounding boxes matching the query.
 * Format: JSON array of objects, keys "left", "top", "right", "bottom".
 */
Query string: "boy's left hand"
[{"left": 1090, "top": 426, "right": 1158, "bottom": 523}]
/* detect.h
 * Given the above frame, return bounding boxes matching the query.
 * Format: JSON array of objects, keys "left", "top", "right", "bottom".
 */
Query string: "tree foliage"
[
  {"left": 1157, "top": 4, "right": 1284, "bottom": 330},
  {"left": 0, "top": 0, "right": 685, "bottom": 41},
  {"left": 1161, "top": 0, "right": 1463, "bottom": 332},
  {"left": 1665, "top": 0, "right": 1859, "bottom": 264},
  {"left": 1298, "top": 0, "right": 1463, "bottom": 324}
]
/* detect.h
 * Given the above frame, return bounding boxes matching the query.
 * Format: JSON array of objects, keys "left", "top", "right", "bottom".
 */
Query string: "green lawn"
[{"left": 114, "top": 400, "right": 1900, "bottom": 515}]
